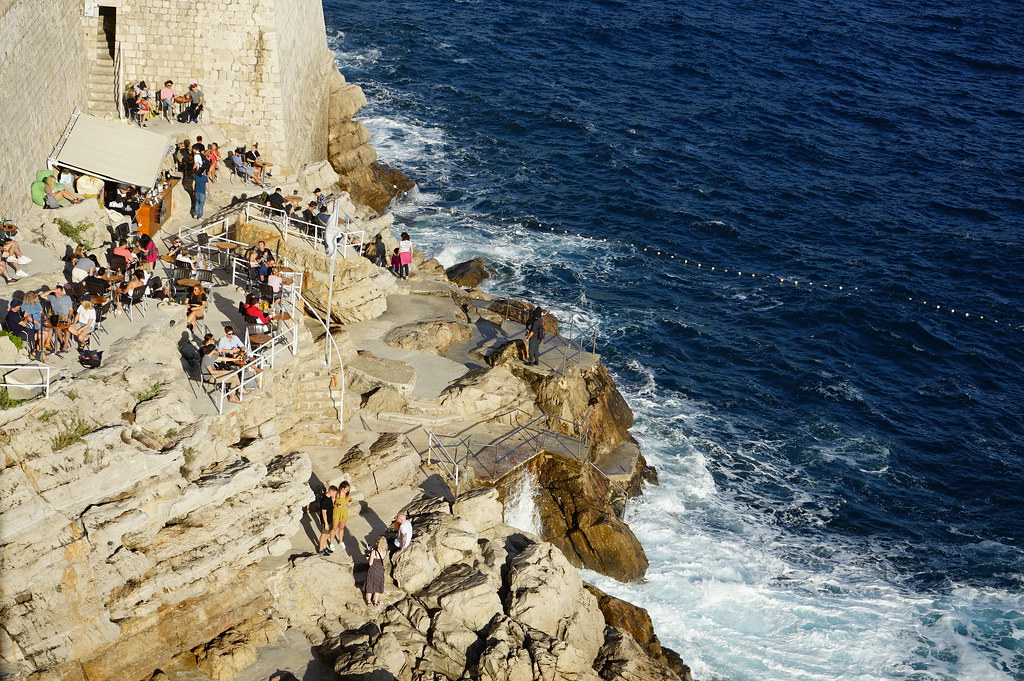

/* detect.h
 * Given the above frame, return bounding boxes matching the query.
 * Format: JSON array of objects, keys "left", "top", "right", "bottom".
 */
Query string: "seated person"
[
  {"left": 112, "top": 239, "right": 139, "bottom": 266},
  {"left": 247, "top": 240, "right": 272, "bottom": 282},
  {"left": 185, "top": 83, "right": 204, "bottom": 123},
  {"left": 301, "top": 201, "right": 318, "bottom": 226},
  {"left": 176, "top": 250, "right": 213, "bottom": 276},
  {"left": 43, "top": 174, "right": 83, "bottom": 208},
  {"left": 72, "top": 252, "right": 98, "bottom": 284},
  {"left": 43, "top": 285, "right": 74, "bottom": 352},
  {"left": 20, "top": 292, "right": 45, "bottom": 355},
  {"left": 199, "top": 344, "right": 249, "bottom": 403},
  {"left": 185, "top": 284, "right": 207, "bottom": 333},
  {"left": 167, "top": 236, "right": 186, "bottom": 261},
  {"left": 115, "top": 270, "right": 147, "bottom": 312},
  {"left": 230, "top": 150, "right": 264, "bottom": 187},
  {"left": 200, "top": 332, "right": 216, "bottom": 353},
  {"left": 0, "top": 258, "right": 27, "bottom": 282},
  {"left": 265, "top": 187, "right": 288, "bottom": 211},
  {"left": 266, "top": 267, "right": 284, "bottom": 297},
  {"left": 69, "top": 300, "right": 96, "bottom": 349},
  {"left": 4, "top": 300, "right": 35, "bottom": 345},
  {"left": 244, "top": 143, "right": 270, "bottom": 184},
  {"left": 242, "top": 294, "right": 270, "bottom": 333},
  {"left": 2, "top": 237, "right": 32, "bottom": 266},
  {"left": 217, "top": 325, "right": 246, "bottom": 357},
  {"left": 315, "top": 205, "right": 331, "bottom": 229},
  {"left": 81, "top": 266, "right": 109, "bottom": 292}
]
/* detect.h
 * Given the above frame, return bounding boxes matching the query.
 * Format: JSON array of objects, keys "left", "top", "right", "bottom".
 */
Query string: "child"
[{"left": 389, "top": 248, "right": 402, "bottom": 277}]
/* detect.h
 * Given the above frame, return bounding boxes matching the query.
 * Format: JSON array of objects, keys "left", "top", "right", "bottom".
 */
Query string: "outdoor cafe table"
[
  {"left": 177, "top": 278, "right": 201, "bottom": 289},
  {"left": 99, "top": 273, "right": 123, "bottom": 293},
  {"left": 88, "top": 294, "right": 108, "bottom": 306},
  {"left": 42, "top": 318, "right": 72, "bottom": 354}
]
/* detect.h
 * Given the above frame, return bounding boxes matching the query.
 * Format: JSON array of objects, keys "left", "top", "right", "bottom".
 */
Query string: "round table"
[
  {"left": 284, "top": 195, "right": 303, "bottom": 203},
  {"left": 89, "top": 295, "right": 108, "bottom": 305},
  {"left": 216, "top": 242, "right": 238, "bottom": 250},
  {"left": 248, "top": 333, "right": 271, "bottom": 348},
  {"left": 177, "top": 278, "right": 201, "bottom": 288},
  {"left": 42, "top": 319, "right": 72, "bottom": 352},
  {"left": 160, "top": 254, "right": 176, "bottom": 263},
  {"left": 173, "top": 96, "right": 191, "bottom": 103},
  {"left": 279, "top": 267, "right": 295, "bottom": 274},
  {"left": 279, "top": 277, "right": 294, "bottom": 286}
]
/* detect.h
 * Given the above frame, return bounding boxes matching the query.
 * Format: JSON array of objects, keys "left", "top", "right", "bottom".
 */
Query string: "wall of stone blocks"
[
  {"left": 116, "top": 0, "right": 340, "bottom": 176},
  {"left": 0, "top": 0, "right": 88, "bottom": 223}
]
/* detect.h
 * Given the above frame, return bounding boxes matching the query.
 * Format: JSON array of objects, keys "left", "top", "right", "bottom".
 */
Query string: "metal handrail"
[
  {"left": 298, "top": 291, "right": 346, "bottom": 430},
  {"left": 216, "top": 356, "right": 263, "bottom": 413},
  {"left": 114, "top": 41, "right": 124, "bottom": 119},
  {"left": 0, "top": 364, "right": 52, "bottom": 400}
]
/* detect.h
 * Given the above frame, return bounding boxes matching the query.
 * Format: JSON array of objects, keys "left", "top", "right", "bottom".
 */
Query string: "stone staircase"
[
  {"left": 280, "top": 339, "right": 347, "bottom": 450},
  {"left": 86, "top": 24, "right": 118, "bottom": 118}
]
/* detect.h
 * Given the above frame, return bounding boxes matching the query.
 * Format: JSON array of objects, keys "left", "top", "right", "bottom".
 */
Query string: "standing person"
[
  {"left": 206, "top": 142, "right": 222, "bottom": 182},
  {"left": 158, "top": 80, "right": 176, "bottom": 122},
  {"left": 524, "top": 305, "right": 545, "bottom": 366},
  {"left": 313, "top": 187, "right": 328, "bottom": 211},
  {"left": 191, "top": 145, "right": 209, "bottom": 219},
  {"left": 329, "top": 481, "right": 352, "bottom": 552},
  {"left": 139, "top": 233, "right": 159, "bottom": 272},
  {"left": 185, "top": 83, "right": 204, "bottom": 123},
  {"left": 393, "top": 512, "right": 412, "bottom": 555},
  {"left": 317, "top": 485, "right": 338, "bottom": 556},
  {"left": 363, "top": 536, "right": 387, "bottom": 606},
  {"left": 398, "top": 232, "right": 412, "bottom": 280}
]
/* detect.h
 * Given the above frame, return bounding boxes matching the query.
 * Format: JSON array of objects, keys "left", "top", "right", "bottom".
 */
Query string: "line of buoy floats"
[{"left": 402, "top": 203, "right": 1018, "bottom": 331}]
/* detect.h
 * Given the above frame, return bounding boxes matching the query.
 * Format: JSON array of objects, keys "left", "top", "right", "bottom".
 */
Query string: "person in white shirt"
[
  {"left": 393, "top": 512, "right": 413, "bottom": 555},
  {"left": 216, "top": 326, "right": 246, "bottom": 357}
]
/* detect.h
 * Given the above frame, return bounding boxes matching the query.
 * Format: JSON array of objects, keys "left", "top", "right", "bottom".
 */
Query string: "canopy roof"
[{"left": 49, "top": 109, "right": 172, "bottom": 190}]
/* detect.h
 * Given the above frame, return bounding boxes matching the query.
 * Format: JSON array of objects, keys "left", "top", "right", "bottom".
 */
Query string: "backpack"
[
  {"left": 176, "top": 110, "right": 190, "bottom": 123},
  {"left": 78, "top": 349, "right": 103, "bottom": 369}
]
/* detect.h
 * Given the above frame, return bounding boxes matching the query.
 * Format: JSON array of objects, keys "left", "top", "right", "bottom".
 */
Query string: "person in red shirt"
[{"left": 243, "top": 293, "right": 270, "bottom": 333}]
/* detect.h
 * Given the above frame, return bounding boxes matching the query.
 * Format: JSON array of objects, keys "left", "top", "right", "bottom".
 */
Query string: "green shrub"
[
  {"left": 134, "top": 383, "right": 164, "bottom": 403},
  {"left": 0, "top": 330, "right": 24, "bottom": 351},
  {"left": 39, "top": 409, "right": 58, "bottom": 422},
  {"left": 52, "top": 417, "right": 93, "bottom": 451},
  {"left": 54, "top": 218, "right": 95, "bottom": 249},
  {"left": 0, "top": 388, "right": 28, "bottom": 410}
]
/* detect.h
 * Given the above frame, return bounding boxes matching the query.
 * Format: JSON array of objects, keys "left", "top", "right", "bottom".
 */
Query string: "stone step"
[
  {"left": 283, "top": 419, "right": 346, "bottom": 447},
  {"left": 297, "top": 407, "right": 340, "bottom": 420},
  {"left": 375, "top": 411, "right": 463, "bottom": 426},
  {"left": 293, "top": 396, "right": 337, "bottom": 410}
]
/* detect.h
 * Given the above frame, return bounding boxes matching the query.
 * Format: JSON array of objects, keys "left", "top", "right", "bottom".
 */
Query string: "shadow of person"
[{"left": 358, "top": 500, "right": 389, "bottom": 545}]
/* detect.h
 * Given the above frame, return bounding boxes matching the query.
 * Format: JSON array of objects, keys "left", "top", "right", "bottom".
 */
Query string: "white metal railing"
[
  {"left": 426, "top": 433, "right": 473, "bottom": 497},
  {"left": 243, "top": 200, "right": 365, "bottom": 259},
  {"left": 216, "top": 357, "right": 263, "bottom": 413},
  {"left": 0, "top": 364, "right": 52, "bottom": 400},
  {"left": 298, "top": 291, "right": 345, "bottom": 430}
]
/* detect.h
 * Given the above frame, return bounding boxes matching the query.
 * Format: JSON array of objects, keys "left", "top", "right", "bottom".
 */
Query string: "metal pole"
[{"left": 324, "top": 200, "right": 341, "bottom": 370}]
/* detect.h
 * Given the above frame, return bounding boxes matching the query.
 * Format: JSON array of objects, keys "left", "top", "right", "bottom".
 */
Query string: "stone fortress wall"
[
  {"left": 113, "top": 0, "right": 337, "bottom": 171},
  {"left": 0, "top": 0, "right": 395, "bottom": 224},
  {"left": 0, "top": 0, "right": 88, "bottom": 223}
]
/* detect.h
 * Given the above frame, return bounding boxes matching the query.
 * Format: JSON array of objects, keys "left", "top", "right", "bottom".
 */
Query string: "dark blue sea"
[{"left": 323, "top": 0, "right": 1024, "bottom": 678}]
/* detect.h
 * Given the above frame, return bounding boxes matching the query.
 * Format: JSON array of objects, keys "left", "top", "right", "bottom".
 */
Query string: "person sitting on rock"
[{"left": 392, "top": 512, "right": 412, "bottom": 556}]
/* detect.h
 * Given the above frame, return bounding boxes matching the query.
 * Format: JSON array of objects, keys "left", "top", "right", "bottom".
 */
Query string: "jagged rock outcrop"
[
  {"left": 311, "top": 490, "right": 684, "bottom": 681},
  {"left": 326, "top": 70, "right": 414, "bottom": 214},
  {"left": 584, "top": 585, "right": 691, "bottom": 680},
  {"left": 445, "top": 258, "right": 491, "bottom": 288},
  {"left": 335, "top": 432, "right": 423, "bottom": 497},
  {"left": 347, "top": 352, "right": 417, "bottom": 396},
  {"left": 512, "top": 454, "right": 649, "bottom": 582}
]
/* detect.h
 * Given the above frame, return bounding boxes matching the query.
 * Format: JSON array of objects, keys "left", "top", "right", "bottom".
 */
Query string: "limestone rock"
[
  {"left": 483, "top": 338, "right": 528, "bottom": 368},
  {"left": 476, "top": 616, "right": 603, "bottom": 681},
  {"left": 347, "top": 353, "right": 416, "bottom": 396},
  {"left": 335, "top": 432, "right": 422, "bottom": 497},
  {"left": 505, "top": 542, "right": 605, "bottom": 666},
  {"left": 437, "top": 366, "right": 533, "bottom": 424},
  {"left": 383, "top": 319, "right": 473, "bottom": 355},
  {"left": 526, "top": 454, "right": 648, "bottom": 583},
  {"left": 584, "top": 584, "right": 689, "bottom": 678},
  {"left": 360, "top": 386, "right": 409, "bottom": 417},
  {"left": 594, "top": 627, "right": 688, "bottom": 681},
  {"left": 452, "top": 487, "right": 504, "bottom": 534},
  {"left": 296, "top": 161, "right": 341, "bottom": 195},
  {"left": 419, "top": 258, "right": 446, "bottom": 277},
  {"left": 192, "top": 628, "right": 258, "bottom": 681},
  {"left": 445, "top": 258, "right": 491, "bottom": 288},
  {"left": 419, "top": 563, "right": 503, "bottom": 633}
]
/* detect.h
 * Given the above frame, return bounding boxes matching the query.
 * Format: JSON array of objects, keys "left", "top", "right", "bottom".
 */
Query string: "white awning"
[{"left": 49, "top": 109, "right": 173, "bottom": 190}]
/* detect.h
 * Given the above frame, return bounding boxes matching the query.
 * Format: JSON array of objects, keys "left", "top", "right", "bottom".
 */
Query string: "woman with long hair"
[
  {"left": 185, "top": 284, "right": 206, "bottom": 332},
  {"left": 363, "top": 535, "right": 387, "bottom": 607},
  {"left": 398, "top": 232, "right": 412, "bottom": 280}
]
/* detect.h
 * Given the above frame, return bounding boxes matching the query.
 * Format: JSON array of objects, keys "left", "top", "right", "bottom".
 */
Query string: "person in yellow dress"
[{"left": 329, "top": 481, "right": 352, "bottom": 551}]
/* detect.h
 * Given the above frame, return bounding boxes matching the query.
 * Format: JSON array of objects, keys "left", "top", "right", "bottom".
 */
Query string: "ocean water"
[{"left": 323, "top": 1, "right": 1024, "bottom": 679}]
